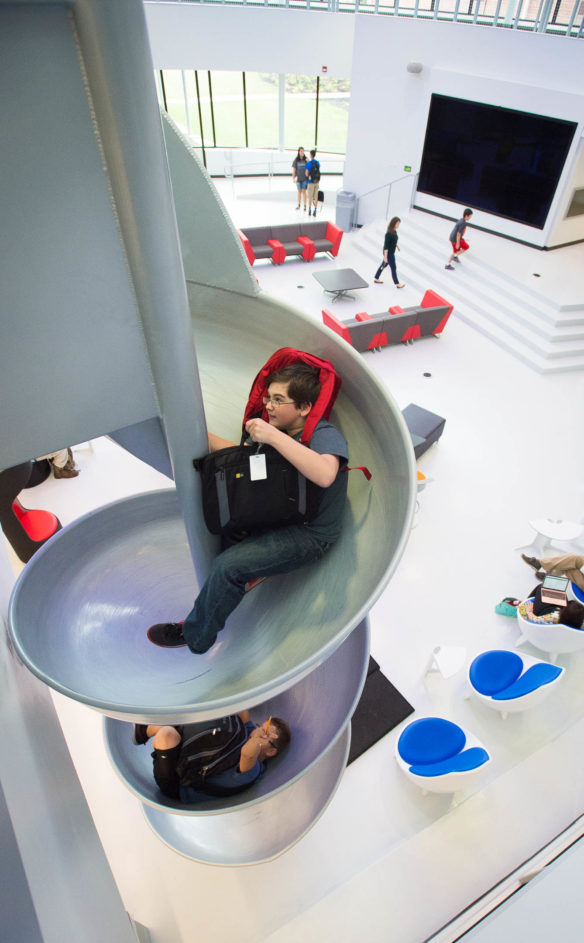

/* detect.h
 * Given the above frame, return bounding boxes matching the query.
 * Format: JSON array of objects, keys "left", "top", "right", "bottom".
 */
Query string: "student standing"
[
  {"left": 445, "top": 208, "right": 473, "bottom": 270},
  {"left": 373, "top": 217, "right": 405, "bottom": 289},
  {"left": 306, "top": 149, "right": 321, "bottom": 216},
  {"left": 292, "top": 147, "right": 308, "bottom": 211}
]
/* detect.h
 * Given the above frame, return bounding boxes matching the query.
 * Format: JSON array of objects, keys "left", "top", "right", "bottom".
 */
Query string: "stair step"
[{"left": 351, "top": 214, "right": 584, "bottom": 373}]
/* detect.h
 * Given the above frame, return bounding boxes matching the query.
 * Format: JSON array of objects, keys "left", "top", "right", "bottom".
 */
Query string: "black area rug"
[{"left": 348, "top": 657, "right": 415, "bottom": 765}]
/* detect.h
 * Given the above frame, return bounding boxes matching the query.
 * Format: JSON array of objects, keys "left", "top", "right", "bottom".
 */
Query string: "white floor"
[{"left": 9, "top": 176, "right": 584, "bottom": 943}]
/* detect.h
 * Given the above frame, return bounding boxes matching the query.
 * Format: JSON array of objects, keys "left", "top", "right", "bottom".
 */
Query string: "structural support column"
[{"left": 73, "top": 0, "right": 216, "bottom": 582}]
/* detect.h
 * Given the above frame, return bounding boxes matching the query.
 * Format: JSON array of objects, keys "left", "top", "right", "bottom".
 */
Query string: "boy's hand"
[
  {"left": 245, "top": 418, "right": 274, "bottom": 444},
  {"left": 239, "top": 725, "right": 268, "bottom": 772}
]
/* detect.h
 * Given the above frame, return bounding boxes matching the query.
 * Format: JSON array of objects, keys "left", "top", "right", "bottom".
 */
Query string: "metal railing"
[
  {"left": 355, "top": 172, "right": 419, "bottom": 225},
  {"left": 147, "top": 0, "right": 584, "bottom": 38}
]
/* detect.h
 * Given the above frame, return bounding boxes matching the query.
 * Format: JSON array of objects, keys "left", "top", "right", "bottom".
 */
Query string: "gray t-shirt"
[
  {"left": 292, "top": 157, "right": 308, "bottom": 181},
  {"left": 449, "top": 218, "right": 468, "bottom": 242},
  {"left": 295, "top": 419, "right": 349, "bottom": 545}
]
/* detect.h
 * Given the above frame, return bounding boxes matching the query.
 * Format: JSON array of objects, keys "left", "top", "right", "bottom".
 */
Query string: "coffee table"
[{"left": 313, "top": 268, "right": 369, "bottom": 302}]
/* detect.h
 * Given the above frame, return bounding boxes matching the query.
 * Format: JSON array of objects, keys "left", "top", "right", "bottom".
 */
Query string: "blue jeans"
[
  {"left": 181, "top": 525, "right": 330, "bottom": 652},
  {"left": 374, "top": 255, "right": 398, "bottom": 284}
]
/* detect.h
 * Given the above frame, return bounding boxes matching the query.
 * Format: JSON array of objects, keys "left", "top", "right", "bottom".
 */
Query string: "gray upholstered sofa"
[
  {"left": 238, "top": 221, "right": 343, "bottom": 265},
  {"left": 322, "top": 290, "right": 453, "bottom": 352}
]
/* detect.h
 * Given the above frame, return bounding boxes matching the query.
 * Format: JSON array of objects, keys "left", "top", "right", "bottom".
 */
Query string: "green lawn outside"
[{"left": 160, "top": 70, "right": 350, "bottom": 154}]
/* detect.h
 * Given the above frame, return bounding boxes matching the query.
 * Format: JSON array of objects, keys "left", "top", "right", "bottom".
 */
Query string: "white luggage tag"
[{"left": 249, "top": 450, "right": 267, "bottom": 481}]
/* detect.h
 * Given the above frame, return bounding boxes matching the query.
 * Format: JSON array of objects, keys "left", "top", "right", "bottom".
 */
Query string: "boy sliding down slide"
[
  {"left": 147, "top": 361, "right": 348, "bottom": 655},
  {"left": 134, "top": 710, "right": 291, "bottom": 802}
]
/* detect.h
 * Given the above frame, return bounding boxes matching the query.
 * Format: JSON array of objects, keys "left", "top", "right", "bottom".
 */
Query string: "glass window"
[
  {"left": 246, "top": 72, "right": 279, "bottom": 149},
  {"left": 210, "top": 71, "right": 246, "bottom": 147},
  {"left": 184, "top": 71, "right": 202, "bottom": 146},
  {"left": 160, "top": 70, "right": 188, "bottom": 134},
  {"left": 195, "top": 71, "right": 215, "bottom": 148},
  {"left": 284, "top": 74, "right": 317, "bottom": 152},
  {"left": 316, "top": 76, "right": 351, "bottom": 155}
]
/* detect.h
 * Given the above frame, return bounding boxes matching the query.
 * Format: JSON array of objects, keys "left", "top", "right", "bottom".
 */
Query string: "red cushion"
[
  {"left": 355, "top": 312, "right": 372, "bottom": 322},
  {"left": 14, "top": 506, "right": 60, "bottom": 541},
  {"left": 388, "top": 306, "right": 405, "bottom": 315}
]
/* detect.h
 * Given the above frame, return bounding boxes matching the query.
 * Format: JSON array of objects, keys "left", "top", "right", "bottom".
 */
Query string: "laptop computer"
[{"left": 541, "top": 574, "right": 569, "bottom": 606}]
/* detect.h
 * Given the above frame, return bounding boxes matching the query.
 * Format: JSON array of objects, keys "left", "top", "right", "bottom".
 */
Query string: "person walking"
[
  {"left": 373, "top": 217, "right": 405, "bottom": 289},
  {"left": 445, "top": 208, "right": 473, "bottom": 270},
  {"left": 292, "top": 147, "right": 308, "bottom": 211}
]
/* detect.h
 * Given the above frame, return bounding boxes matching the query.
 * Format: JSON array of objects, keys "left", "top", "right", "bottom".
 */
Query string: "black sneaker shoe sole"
[{"left": 147, "top": 623, "right": 187, "bottom": 648}]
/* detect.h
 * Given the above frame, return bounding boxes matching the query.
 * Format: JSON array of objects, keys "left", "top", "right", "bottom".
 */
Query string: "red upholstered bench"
[
  {"left": 322, "top": 309, "right": 353, "bottom": 346},
  {"left": 354, "top": 312, "right": 388, "bottom": 350},
  {"left": 239, "top": 222, "right": 343, "bottom": 265},
  {"left": 267, "top": 238, "right": 286, "bottom": 265},
  {"left": 296, "top": 235, "right": 316, "bottom": 261},
  {"left": 420, "top": 289, "right": 454, "bottom": 335}
]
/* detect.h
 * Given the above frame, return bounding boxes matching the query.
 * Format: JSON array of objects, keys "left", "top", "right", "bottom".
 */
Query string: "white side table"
[{"left": 525, "top": 518, "right": 583, "bottom": 557}]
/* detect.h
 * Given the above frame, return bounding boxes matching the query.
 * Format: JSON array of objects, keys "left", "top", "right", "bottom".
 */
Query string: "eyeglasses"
[{"left": 262, "top": 396, "right": 296, "bottom": 408}]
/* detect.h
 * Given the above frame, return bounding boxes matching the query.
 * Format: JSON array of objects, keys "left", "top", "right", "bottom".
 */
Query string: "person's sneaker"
[
  {"left": 52, "top": 463, "right": 79, "bottom": 478},
  {"left": 521, "top": 554, "right": 541, "bottom": 571},
  {"left": 132, "top": 724, "right": 149, "bottom": 745},
  {"left": 445, "top": 264, "right": 455, "bottom": 270},
  {"left": 147, "top": 622, "right": 187, "bottom": 648},
  {"left": 535, "top": 570, "right": 546, "bottom": 581},
  {"left": 374, "top": 279, "right": 383, "bottom": 284}
]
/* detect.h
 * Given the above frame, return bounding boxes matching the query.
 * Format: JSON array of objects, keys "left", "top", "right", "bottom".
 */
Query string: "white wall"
[
  {"left": 548, "top": 136, "right": 584, "bottom": 247},
  {"left": 344, "top": 16, "right": 584, "bottom": 247},
  {"left": 145, "top": 2, "right": 354, "bottom": 77}
]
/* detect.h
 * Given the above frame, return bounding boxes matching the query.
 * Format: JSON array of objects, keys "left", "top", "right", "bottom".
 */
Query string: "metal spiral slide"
[{"left": 3, "top": 0, "right": 414, "bottom": 864}]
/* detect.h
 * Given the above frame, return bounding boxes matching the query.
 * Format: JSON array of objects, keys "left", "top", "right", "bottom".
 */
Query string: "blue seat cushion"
[
  {"left": 409, "top": 747, "right": 490, "bottom": 777},
  {"left": 492, "top": 663, "right": 562, "bottom": 700},
  {"left": 571, "top": 582, "right": 584, "bottom": 604},
  {"left": 398, "top": 717, "right": 466, "bottom": 765},
  {"left": 469, "top": 650, "right": 523, "bottom": 695}
]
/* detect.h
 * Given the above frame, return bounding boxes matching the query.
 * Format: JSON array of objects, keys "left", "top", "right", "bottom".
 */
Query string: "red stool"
[{"left": 0, "top": 462, "right": 62, "bottom": 562}]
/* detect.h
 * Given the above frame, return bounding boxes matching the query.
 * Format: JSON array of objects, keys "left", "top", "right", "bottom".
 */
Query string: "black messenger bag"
[{"left": 193, "top": 443, "right": 320, "bottom": 536}]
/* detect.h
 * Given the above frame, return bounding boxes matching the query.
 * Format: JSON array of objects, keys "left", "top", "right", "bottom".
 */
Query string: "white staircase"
[{"left": 351, "top": 212, "right": 584, "bottom": 374}]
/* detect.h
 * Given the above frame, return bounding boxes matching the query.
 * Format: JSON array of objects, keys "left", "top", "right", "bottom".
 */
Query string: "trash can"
[{"left": 335, "top": 190, "right": 356, "bottom": 232}]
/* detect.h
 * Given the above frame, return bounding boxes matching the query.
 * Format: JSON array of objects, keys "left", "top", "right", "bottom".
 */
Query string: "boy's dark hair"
[
  {"left": 560, "top": 601, "right": 584, "bottom": 629},
  {"left": 266, "top": 363, "right": 321, "bottom": 408},
  {"left": 463, "top": 208, "right": 473, "bottom": 218},
  {"left": 310, "top": 149, "right": 317, "bottom": 157},
  {"left": 270, "top": 717, "right": 291, "bottom": 753}
]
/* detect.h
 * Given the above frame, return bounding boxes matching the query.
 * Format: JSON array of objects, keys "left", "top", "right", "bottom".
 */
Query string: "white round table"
[{"left": 529, "top": 518, "right": 583, "bottom": 556}]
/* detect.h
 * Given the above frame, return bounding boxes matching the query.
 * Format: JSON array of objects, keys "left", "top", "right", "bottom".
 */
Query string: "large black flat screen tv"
[{"left": 417, "top": 95, "right": 577, "bottom": 229}]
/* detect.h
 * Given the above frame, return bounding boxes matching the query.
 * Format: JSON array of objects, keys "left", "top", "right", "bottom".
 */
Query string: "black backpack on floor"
[{"left": 175, "top": 715, "right": 248, "bottom": 795}]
